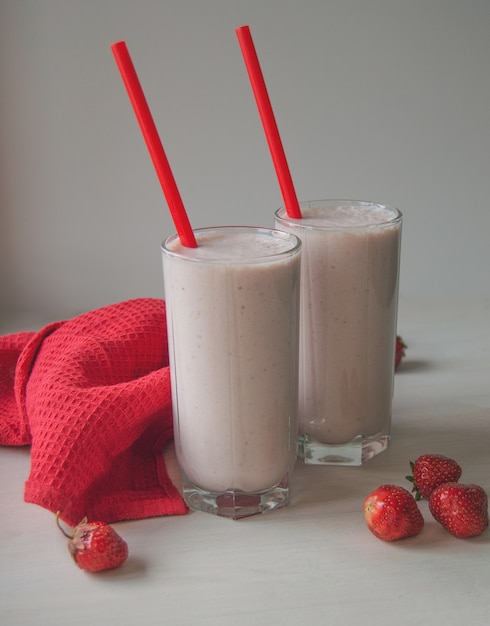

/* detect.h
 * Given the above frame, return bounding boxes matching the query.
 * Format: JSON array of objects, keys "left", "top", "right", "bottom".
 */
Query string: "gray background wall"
[{"left": 1, "top": 0, "right": 489, "bottom": 323}]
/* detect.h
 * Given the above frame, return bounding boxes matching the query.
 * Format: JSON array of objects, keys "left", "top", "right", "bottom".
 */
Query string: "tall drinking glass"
[
  {"left": 276, "top": 200, "right": 402, "bottom": 465},
  {"left": 162, "top": 226, "right": 301, "bottom": 518}
]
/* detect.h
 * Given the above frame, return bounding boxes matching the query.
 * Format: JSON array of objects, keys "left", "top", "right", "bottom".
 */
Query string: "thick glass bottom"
[
  {"left": 182, "top": 474, "right": 290, "bottom": 520},
  {"left": 298, "top": 432, "right": 390, "bottom": 466}
]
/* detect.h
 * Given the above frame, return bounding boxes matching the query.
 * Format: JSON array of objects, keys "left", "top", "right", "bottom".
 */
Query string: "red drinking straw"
[
  {"left": 111, "top": 41, "right": 197, "bottom": 247},
  {"left": 235, "top": 26, "right": 302, "bottom": 219}
]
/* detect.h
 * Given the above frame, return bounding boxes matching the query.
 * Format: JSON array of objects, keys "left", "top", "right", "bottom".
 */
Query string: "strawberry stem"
[
  {"left": 55, "top": 511, "right": 73, "bottom": 539},
  {"left": 405, "top": 462, "right": 422, "bottom": 500}
]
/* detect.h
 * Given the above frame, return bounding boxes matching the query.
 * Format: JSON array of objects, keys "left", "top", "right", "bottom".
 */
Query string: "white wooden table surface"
[{"left": 1, "top": 296, "right": 489, "bottom": 626}]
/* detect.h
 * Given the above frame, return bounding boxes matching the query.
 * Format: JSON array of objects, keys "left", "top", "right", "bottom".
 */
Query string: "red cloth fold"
[{"left": 0, "top": 298, "right": 188, "bottom": 525}]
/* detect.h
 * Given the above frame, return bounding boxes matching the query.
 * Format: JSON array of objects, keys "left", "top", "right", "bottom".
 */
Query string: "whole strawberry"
[
  {"left": 406, "top": 453, "right": 462, "bottom": 500},
  {"left": 429, "top": 483, "right": 488, "bottom": 538},
  {"left": 57, "top": 512, "right": 128, "bottom": 572},
  {"left": 395, "top": 335, "right": 406, "bottom": 369},
  {"left": 363, "top": 484, "right": 424, "bottom": 541}
]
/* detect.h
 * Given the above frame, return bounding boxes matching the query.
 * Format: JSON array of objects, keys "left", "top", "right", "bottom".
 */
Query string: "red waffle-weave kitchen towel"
[{"left": 0, "top": 298, "right": 188, "bottom": 525}]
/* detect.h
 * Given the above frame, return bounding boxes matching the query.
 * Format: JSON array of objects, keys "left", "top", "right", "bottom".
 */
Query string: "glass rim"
[
  {"left": 162, "top": 225, "right": 302, "bottom": 265},
  {"left": 275, "top": 199, "right": 403, "bottom": 232}
]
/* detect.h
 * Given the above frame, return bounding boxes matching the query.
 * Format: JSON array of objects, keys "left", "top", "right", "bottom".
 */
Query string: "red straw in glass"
[
  {"left": 111, "top": 41, "right": 197, "bottom": 247},
  {"left": 235, "top": 26, "right": 302, "bottom": 219}
]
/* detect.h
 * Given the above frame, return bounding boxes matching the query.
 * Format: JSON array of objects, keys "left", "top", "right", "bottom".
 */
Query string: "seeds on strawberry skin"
[
  {"left": 363, "top": 484, "right": 424, "bottom": 541},
  {"left": 429, "top": 483, "right": 489, "bottom": 539},
  {"left": 406, "top": 453, "right": 462, "bottom": 500},
  {"left": 57, "top": 512, "right": 128, "bottom": 573}
]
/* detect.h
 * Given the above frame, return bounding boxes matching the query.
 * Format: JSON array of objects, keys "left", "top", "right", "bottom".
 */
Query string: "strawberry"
[
  {"left": 56, "top": 512, "right": 128, "bottom": 572},
  {"left": 429, "top": 483, "right": 489, "bottom": 538},
  {"left": 406, "top": 453, "right": 462, "bottom": 500},
  {"left": 363, "top": 484, "right": 424, "bottom": 541},
  {"left": 395, "top": 335, "right": 406, "bottom": 369}
]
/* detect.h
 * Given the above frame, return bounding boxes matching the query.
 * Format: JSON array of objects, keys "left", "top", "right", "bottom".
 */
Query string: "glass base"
[
  {"left": 298, "top": 432, "right": 390, "bottom": 466},
  {"left": 182, "top": 474, "right": 290, "bottom": 520}
]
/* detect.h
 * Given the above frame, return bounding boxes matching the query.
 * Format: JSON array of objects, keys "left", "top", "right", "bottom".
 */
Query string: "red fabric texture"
[{"left": 0, "top": 298, "right": 188, "bottom": 525}]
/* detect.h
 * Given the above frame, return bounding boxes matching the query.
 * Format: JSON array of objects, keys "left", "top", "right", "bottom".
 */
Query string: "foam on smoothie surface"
[
  {"left": 301, "top": 204, "right": 398, "bottom": 229},
  {"left": 168, "top": 230, "right": 295, "bottom": 261}
]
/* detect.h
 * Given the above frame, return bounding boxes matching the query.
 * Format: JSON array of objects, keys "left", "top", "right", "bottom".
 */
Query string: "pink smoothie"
[
  {"left": 276, "top": 201, "right": 402, "bottom": 454},
  {"left": 162, "top": 227, "right": 301, "bottom": 493}
]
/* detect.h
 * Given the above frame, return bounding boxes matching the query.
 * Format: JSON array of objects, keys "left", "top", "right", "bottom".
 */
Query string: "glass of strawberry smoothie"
[
  {"left": 275, "top": 200, "right": 402, "bottom": 465},
  {"left": 162, "top": 226, "right": 301, "bottom": 518}
]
